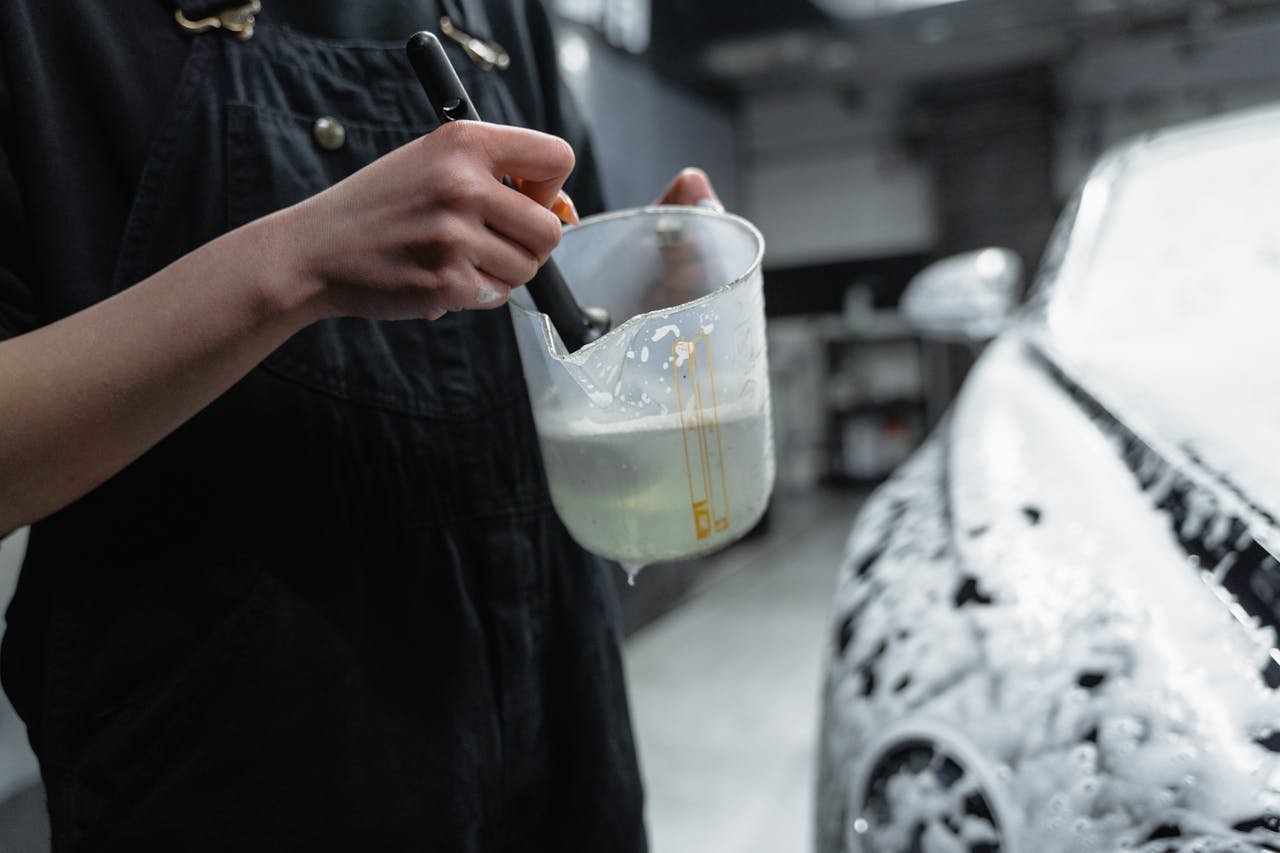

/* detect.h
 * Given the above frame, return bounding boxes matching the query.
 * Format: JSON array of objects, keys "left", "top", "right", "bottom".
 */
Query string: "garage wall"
[
  {"left": 741, "top": 89, "right": 935, "bottom": 269},
  {"left": 555, "top": 25, "right": 741, "bottom": 212},
  {"left": 1055, "top": 14, "right": 1280, "bottom": 197},
  {"left": 738, "top": 13, "right": 1280, "bottom": 269}
]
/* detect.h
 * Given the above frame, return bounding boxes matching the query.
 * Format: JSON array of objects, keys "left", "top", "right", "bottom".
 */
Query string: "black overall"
[{"left": 0, "top": 1, "right": 644, "bottom": 850}]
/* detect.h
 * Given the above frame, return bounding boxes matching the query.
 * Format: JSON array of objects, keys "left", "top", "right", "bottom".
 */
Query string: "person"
[{"left": 0, "top": 0, "right": 722, "bottom": 848}]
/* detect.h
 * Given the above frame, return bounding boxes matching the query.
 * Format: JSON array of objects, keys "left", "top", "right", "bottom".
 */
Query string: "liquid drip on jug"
[{"left": 620, "top": 562, "right": 645, "bottom": 586}]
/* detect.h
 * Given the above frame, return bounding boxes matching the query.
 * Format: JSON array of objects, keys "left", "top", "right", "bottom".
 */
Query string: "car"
[{"left": 816, "top": 102, "right": 1280, "bottom": 853}]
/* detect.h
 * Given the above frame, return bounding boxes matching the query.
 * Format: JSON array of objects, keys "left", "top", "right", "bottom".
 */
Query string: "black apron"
[{"left": 1, "top": 2, "right": 645, "bottom": 850}]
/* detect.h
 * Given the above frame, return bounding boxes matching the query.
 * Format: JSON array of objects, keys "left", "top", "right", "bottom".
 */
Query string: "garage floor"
[
  {"left": 0, "top": 487, "right": 864, "bottom": 853},
  {"left": 623, "top": 487, "right": 864, "bottom": 853}
]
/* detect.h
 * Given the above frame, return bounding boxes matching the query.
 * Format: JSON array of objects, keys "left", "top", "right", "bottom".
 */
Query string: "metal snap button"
[{"left": 312, "top": 116, "right": 346, "bottom": 152}]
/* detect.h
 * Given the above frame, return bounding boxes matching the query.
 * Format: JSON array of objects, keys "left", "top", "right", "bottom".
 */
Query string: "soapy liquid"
[{"left": 538, "top": 409, "right": 773, "bottom": 565}]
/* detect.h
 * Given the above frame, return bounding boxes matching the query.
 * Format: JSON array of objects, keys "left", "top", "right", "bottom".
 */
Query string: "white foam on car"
[
  {"left": 1048, "top": 109, "right": 1280, "bottom": 524},
  {"left": 818, "top": 336, "right": 1280, "bottom": 853}
]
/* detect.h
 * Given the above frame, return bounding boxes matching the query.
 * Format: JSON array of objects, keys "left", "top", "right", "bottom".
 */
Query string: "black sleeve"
[
  {"left": 0, "top": 48, "right": 38, "bottom": 342},
  {"left": 492, "top": 0, "right": 608, "bottom": 216}
]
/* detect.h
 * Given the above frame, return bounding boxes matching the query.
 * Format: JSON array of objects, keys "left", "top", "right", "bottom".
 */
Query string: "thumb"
[{"left": 656, "top": 167, "right": 724, "bottom": 211}]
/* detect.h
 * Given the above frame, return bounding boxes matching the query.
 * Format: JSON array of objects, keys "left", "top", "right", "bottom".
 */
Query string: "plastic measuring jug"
[{"left": 509, "top": 206, "right": 775, "bottom": 570}]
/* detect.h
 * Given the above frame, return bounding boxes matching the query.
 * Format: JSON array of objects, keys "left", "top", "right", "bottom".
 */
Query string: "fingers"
[
  {"left": 484, "top": 185, "right": 564, "bottom": 263},
  {"left": 472, "top": 225, "right": 540, "bottom": 289},
  {"left": 423, "top": 222, "right": 540, "bottom": 319},
  {"left": 450, "top": 121, "right": 576, "bottom": 208},
  {"left": 436, "top": 121, "right": 574, "bottom": 206},
  {"left": 428, "top": 122, "right": 570, "bottom": 256},
  {"left": 514, "top": 181, "right": 579, "bottom": 225},
  {"left": 423, "top": 265, "right": 513, "bottom": 320},
  {"left": 656, "top": 167, "right": 724, "bottom": 211},
  {"left": 316, "top": 123, "right": 576, "bottom": 323}
]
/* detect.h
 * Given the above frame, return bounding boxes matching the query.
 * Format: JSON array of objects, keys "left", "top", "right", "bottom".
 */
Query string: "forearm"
[
  {"left": 0, "top": 212, "right": 323, "bottom": 533},
  {"left": 0, "top": 122, "right": 576, "bottom": 534}
]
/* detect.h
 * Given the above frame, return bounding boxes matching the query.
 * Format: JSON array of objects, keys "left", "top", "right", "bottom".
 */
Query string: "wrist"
[{"left": 243, "top": 206, "right": 334, "bottom": 329}]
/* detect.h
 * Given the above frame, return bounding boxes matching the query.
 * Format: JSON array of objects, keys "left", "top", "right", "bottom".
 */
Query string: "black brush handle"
[
  {"left": 406, "top": 30, "right": 482, "bottom": 122},
  {"left": 406, "top": 31, "right": 608, "bottom": 351}
]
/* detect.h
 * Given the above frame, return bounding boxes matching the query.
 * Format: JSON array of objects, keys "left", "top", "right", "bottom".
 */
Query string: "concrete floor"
[
  {"left": 0, "top": 527, "right": 47, "bottom": 853},
  {"left": 0, "top": 488, "right": 863, "bottom": 853},
  {"left": 623, "top": 487, "right": 863, "bottom": 853}
]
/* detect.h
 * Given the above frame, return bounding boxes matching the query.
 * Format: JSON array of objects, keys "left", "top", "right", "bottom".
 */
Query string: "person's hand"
[
  {"left": 641, "top": 167, "right": 723, "bottom": 313},
  {"left": 655, "top": 167, "right": 724, "bottom": 211},
  {"left": 278, "top": 120, "right": 574, "bottom": 322}
]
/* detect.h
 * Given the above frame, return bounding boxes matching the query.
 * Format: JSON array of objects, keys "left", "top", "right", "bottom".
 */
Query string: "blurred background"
[
  {"left": 551, "top": 1, "right": 1280, "bottom": 849},
  {"left": 7, "top": 0, "right": 1280, "bottom": 849}
]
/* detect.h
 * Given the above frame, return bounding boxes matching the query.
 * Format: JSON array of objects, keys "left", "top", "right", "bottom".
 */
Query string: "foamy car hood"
[{"left": 817, "top": 333, "right": 1280, "bottom": 853}]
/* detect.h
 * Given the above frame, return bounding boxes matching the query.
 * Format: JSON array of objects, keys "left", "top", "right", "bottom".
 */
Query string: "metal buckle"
[
  {"left": 440, "top": 16, "right": 510, "bottom": 71},
  {"left": 174, "top": 0, "right": 262, "bottom": 41}
]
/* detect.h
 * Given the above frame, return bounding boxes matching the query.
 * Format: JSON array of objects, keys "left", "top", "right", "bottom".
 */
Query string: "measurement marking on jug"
[{"left": 673, "top": 333, "right": 730, "bottom": 540}]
